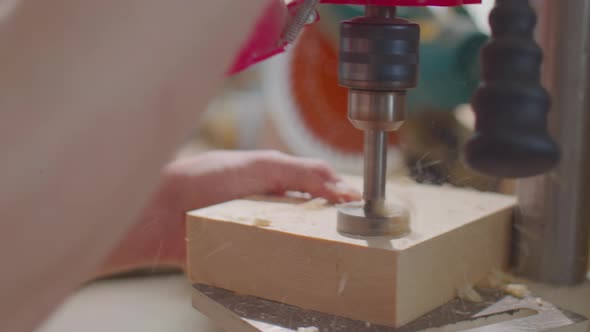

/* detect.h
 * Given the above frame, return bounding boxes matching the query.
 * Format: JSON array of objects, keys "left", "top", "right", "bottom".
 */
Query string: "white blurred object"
[
  {"left": 454, "top": 103, "right": 476, "bottom": 131},
  {"left": 200, "top": 90, "right": 266, "bottom": 150},
  {"left": 463, "top": 0, "right": 494, "bottom": 35},
  {"left": 38, "top": 275, "right": 223, "bottom": 332}
]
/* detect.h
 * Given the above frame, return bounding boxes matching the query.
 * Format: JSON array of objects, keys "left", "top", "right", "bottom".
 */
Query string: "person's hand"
[{"left": 96, "top": 150, "right": 360, "bottom": 277}]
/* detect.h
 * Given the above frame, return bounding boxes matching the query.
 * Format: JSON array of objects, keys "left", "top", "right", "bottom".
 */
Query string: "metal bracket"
[{"left": 192, "top": 284, "right": 588, "bottom": 331}]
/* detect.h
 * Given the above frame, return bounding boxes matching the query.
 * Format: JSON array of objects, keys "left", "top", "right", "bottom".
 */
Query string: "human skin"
[
  {"left": 0, "top": 0, "right": 289, "bottom": 331},
  {"left": 97, "top": 150, "right": 361, "bottom": 277}
]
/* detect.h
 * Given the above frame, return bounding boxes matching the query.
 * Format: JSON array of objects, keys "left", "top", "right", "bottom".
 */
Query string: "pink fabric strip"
[{"left": 227, "top": 0, "right": 288, "bottom": 75}]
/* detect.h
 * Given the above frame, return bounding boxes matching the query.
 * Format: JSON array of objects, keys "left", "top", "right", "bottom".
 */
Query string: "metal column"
[{"left": 514, "top": 0, "right": 590, "bottom": 285}]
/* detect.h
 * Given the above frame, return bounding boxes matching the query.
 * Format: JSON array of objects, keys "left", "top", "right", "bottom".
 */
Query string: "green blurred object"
[{"left": 318, "top": 4, "right": 488, "bottom": 113}]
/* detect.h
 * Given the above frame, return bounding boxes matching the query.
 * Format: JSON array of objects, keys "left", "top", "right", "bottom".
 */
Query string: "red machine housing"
[
  {"left": 321, "top": 0, "right": 479, "bottom": 5},
  {"left": 228, "top": 0, "right": 480, "bottom": 74}
]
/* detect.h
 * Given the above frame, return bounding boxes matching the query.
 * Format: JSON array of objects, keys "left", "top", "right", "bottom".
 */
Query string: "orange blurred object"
[{"left": 290, "top": 25, "right": 398, "bottom": 154}]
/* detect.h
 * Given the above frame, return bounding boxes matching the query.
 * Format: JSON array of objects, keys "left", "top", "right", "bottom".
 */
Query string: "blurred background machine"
[{"left": 199, "top": 3, "right": 498, "bottom": 189}]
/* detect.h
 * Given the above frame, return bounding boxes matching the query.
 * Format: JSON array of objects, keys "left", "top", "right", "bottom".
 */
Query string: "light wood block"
[{"left": 186, "top": 177, "right": 516, "bottom": 327}]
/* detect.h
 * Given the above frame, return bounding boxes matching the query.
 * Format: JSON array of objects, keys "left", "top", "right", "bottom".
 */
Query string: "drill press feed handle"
[{"left": 465, "top": 0, "right": 560, "bottom": 178}]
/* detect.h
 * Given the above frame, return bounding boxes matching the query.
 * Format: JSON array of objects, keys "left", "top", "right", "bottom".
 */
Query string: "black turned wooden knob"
[{"left": 465, "top": 0, "right": 560, "bottom": 178}]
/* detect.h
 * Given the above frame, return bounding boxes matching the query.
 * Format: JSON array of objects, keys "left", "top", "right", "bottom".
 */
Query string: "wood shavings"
[
  {"left": 285, "top": 191, "right": 312, "bottom": 200},
  {"left": 297, "top": 327, "right": 319, "bottom": 332},
  {"left": 337, "top": 273, "right": 348, "bottom": 295},
  {"left": 372, "top": 202, "right": 396, "bottom": 216},
  {"left": 326, "top": 180, "right": 363, "bottom": 204},
  {"left": 252, "top": 218, "right": 272, "bottom": 227},
  {"left": 503, "top": 284, "right": 530, "bottom": 299},
  {"left": 366, "top": 200, "right": 410, "bottom": 219},
  {"left": 478, "top": 268, "right": 521, "bottom": 289},
  {"left": 456, "top": 284, "right": 483, "bottom": 302},
  {"left": 299, "top": 197, "right": 328, "bottom": 210}
]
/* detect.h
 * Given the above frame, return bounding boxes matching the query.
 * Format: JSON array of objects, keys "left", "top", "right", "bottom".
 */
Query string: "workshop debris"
[
  {"left": 285, "top": 191, "right": 313, "bottom": 200},
  {"left": 297, "top": 327, "right": 319, "bottom": 332},
  {"left": 373, "top": 201, "right": 410, "bottom": 218},
  {"left": 477, "top": 270, "right": 531, "bottom": 299},
  {"left": 252, "top": 218, "right": 272, "bottom": 227},
  {"left": 337, "top": 273, "right": 348, "bottom": 295},
  {"left": 325, "top": 181, "right": 360, "bottom": 201},
  {"left": 456, "top": 284, "right": 483, "bottom": 302},
  {"left": 478, "top": 268, "right": 521, "bottom": 289},
  {"left": 503, "top": 283, "right": 530, "bottom": 299},
  {"left": 299, "top": 197, "right": 328, "bottom": 210}
]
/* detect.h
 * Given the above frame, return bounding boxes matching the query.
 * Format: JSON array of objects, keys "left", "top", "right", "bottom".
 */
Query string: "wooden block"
[{"left": 186, "top": 177, "right": 516, "bottom": 327}]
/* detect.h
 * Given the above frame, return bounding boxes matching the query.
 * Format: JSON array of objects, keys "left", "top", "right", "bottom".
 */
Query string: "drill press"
[
  {"left": 329, "top": 0, "right": 560, "bottom": 239},
  {"left": 230, "top": 0, "right": 569, "bottom": 266},
  {"left": 229, "top": 1, "right": 488, "bottom": 238},
  {"left": 187, "top": 1, "right": 590, "bottom": 329}
]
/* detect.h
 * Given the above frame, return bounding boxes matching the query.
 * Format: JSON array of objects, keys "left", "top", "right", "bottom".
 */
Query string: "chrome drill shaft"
[{"left": 363, "top": 130, "right": 387, "bottom": 216}]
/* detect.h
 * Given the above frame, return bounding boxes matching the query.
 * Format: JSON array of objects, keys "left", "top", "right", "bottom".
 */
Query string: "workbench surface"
[
  {"left": 37, "top": 274, "right": 223, "bottom": 332},
  {"left": 37, "top": 273, "right": 590, "bottom": 332}
]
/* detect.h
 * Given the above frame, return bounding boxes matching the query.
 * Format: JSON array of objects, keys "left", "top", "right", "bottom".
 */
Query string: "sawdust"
[
  {"left": 372, "top": 201, "right": 395, "bottom": 216},
  {"left": 368, "top": 200, "right": 411, "bottom": 221},
  {"left": 504, "top": 284, "right": 530, "bottom": 299},
  {"left": 476, "top": 270, "right": 531, "bottom": 299},
  {"left": 252, "top": 218, "right": 272, "bottom": 227},
  {"left": 299, "top": 197, "right": 328, "bottom": 210},
  {"left": 297, "top": 327, "right": 319, "bottom": 332},
  {"left": 477, "top": 268, "right": 523, "bottom": 289},
  {"left": 285, "top": 191, "right": 312, "bottom": 200},
  {"left": 337, "top": 273, "right": 348, "bottom": 295},
  {"left": 325, "top": 181, "right": 360, "bottom": 200},
  {"left": 456, "top": 284, "right": 483, "bottom": 302}
]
